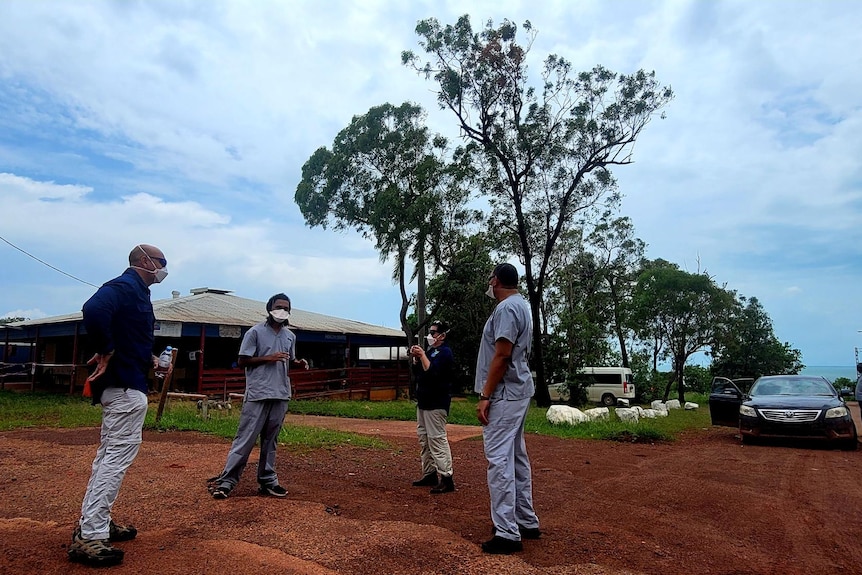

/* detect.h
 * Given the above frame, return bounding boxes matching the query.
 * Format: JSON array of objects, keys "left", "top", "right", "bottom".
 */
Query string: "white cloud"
[{"left": 1, "top": 0, "right": 861, "bottom": 364}]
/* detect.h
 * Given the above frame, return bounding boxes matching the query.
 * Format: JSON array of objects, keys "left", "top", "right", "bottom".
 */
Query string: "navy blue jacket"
[
  {"left": 414, "top": 343, "right": 455, "bottom": 412},
  {"left": 82, "top": 268, "right": 155, "bottom": 403}
]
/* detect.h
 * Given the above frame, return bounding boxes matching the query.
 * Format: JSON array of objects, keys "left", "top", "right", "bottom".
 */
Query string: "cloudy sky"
[{"left": 1, "top": 0, "right": 860, "bottom": 368}]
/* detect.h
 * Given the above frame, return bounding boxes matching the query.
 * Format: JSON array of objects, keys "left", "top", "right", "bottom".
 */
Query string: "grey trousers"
[
  {"left": 416, "top": 408, "right": 453, "bottom": 477},
  {"left": 482, "top": 396, "right": 539, "bottom": 541},
  {"left": 79, "top": 387, "right": 148, "bottom": 540},
  {"left": 216, "top": 399, "right": 289, "bottom": 489}
]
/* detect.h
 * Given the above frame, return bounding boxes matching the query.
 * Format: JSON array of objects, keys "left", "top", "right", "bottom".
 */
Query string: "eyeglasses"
[{"left": 145, "top": 254, "right": 167, "bottom": 267}]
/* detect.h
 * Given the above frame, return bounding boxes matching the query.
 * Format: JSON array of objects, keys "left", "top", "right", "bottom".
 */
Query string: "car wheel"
[
  {"left": 840, "top": 438, "right": 858, "bottom": 451},
  {"left": 601, "top": 393, "right": 615, "bottom": 407}
]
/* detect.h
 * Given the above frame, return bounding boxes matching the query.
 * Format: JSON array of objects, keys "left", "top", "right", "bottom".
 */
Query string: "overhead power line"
[{"left": 0, "top": 234, "right": 99, "bottom": 288}]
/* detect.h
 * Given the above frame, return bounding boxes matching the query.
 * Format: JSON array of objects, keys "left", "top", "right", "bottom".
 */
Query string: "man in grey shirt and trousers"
[
  {"left": 209, "top": 293, "right": 308, "bottom": 499},
  {"left": 474, "top": 263, "right": 541, "bottom": 555}
]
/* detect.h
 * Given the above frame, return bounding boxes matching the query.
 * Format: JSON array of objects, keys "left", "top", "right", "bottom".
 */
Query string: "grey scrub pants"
[
  {"left": 216, "top": 399, "right": 289, "bottom": 489},
  {"left": 79, "top": 387, "right": 148, "bottom": 540},
  {"left": 482, "top": 396, "right": 539, "bottom": 541},
  {"left": 416, "top": 407, "right": 453, "bottom": 477}
]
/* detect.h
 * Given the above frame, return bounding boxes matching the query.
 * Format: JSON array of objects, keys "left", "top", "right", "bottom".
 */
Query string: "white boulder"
[
  {"left": 640, "top": 408, "right": 658, "bottom": 419},
  {"left": 584, "top": 407, "right": 610, "bottom": 421},
  {"left": 684, "top": 402, "right": 699, "bottom": 410},
  {"left": 546, "top": 405, "right": 588, "bottom": 425},
  {"left": 615, "top": 407, "right": 639, "bottom": 423},
  {"left": 651, "top": 400, "right": 667, "bottom": 411},
  {"left": 666, "top": 399, "right": 682, "bottom": 410}
]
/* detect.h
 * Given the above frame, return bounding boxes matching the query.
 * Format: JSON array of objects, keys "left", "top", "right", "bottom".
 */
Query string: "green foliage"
[
  {"left": 683, "top": 364, "right": 713, "bottom": 394},
  {"left": 1, "top": 316, "right": 27, "bottom": 324},
  {"left": 405, "top": 16, "right": 673, "bottom": 405},
  {"left": 294, "top": 101, "right": 478, "bottom": 349},
  {"left": 710, "top": 296, "right": 803, "bottom": 378},
  {"left": 629, "top": 260, "right": 737, "bottom": 401},
  {"left": 834, "top": 377, "right": 853, "bottom": 388},
  {"left": 423, "top": 234, "right": 496, "bottom": 394}
]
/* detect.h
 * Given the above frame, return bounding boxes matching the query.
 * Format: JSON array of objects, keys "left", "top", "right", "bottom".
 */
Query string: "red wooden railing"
[{"left": 198, "top": 367, "right": 409, "bottom": 400}]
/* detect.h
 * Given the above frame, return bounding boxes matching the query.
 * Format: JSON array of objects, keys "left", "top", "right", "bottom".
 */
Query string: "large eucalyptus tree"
[
  {"left": 403, "top": 16, "right": 673, "bottom": 404},
  {"left": 294, "top": 102, "right": 475, "bottom": 348}
]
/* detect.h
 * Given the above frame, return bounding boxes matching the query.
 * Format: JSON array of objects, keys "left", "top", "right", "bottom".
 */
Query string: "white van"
[{"left": 548, "top": 367, "right": 636, "bottom": 406}]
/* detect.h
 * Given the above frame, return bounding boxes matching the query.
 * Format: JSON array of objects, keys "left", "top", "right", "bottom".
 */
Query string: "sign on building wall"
[
  {"left": 219, "top": 325, "right": 242, "bottom": 338},
  {"left": 153, "top": 321, "right": 182, "bottom": 337}
]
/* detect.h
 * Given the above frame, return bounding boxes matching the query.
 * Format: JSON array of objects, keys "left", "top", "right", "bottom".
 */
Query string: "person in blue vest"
[
  {"left": 409, "top": 319, "right": 456, "bottom": 493},
  {"left": 208, "top": 293, "right": 308, "bottom": 499},
  {"left": 69, "top": 244, "right": 168, "bottom": 566}
]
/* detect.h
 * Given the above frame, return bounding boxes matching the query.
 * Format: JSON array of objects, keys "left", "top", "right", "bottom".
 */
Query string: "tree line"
[{"left": 293, "top": 15, "right": 801, "bottom": 406}]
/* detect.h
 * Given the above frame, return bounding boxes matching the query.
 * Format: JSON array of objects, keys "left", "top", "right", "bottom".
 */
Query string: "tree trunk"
[{"left": 608, "top": 278, "right": 629, "bottom": 367}]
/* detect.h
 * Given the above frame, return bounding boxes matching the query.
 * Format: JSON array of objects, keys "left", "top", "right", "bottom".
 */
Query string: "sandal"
[{"left": 211, "top": 485, "right": 231, "bottom": 499}]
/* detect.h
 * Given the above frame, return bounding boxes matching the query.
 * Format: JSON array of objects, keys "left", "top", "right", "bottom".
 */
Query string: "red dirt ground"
[{"left": 2, "top": 409, "right": 862, "bottom": 575}]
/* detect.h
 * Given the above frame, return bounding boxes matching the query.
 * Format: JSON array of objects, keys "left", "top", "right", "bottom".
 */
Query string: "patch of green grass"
[
  {"left": 149, "top": 401, "right": 389, "bottom": 450},
  {"left": 526, "top": 403, "right": 712, "bottom": 442},
  {"left": 0, "top": 391, "right": 102, "bottom": 430},
  {"left": 294, "top": 396, "right": 714, "bottom": 442},
  {"left": 0, "top": 390, "right": 714, "bottom": 445},
  {"left": 290, "top": 398, "right": 480, "bottom": 426}
]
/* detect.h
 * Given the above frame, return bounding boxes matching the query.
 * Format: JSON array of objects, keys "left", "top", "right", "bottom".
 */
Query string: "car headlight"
[
  {"left": 825, "top": 406, "right": 849, "bottom": 418},
  {"left": 739, "top": 405, "right": 756, "bottom": 417}
]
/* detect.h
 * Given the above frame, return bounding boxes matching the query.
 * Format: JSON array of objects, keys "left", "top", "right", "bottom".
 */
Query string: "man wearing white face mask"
[
  {"left": 208, "top": 293, "right": 308, "bottom": 500},
  {"left": 409, "top": 320, "right": 456, "bottom": 493},
  {"left": 69, "top": 244, "right": 168, "bottom": 566},
  {"left": 474, "top": 263, "right": 540, "bottom": 555}
]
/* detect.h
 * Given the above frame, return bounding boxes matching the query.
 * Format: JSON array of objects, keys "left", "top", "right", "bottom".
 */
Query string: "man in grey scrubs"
[
  {"left": 474, "top": 263, "right": 541, "bottom": 555},
  {"left": 208, "top": 293, "right": 308, "bottom": 499}
]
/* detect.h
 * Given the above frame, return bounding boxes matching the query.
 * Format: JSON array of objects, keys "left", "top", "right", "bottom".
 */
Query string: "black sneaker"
[
  {"left": 68, "top": 529, "right": 124, "bottom": 566},
  {"left": 518, "top": 525, "right": 542, "bottom": 540},
  {"left": 481, "top": 536, "right": 523, "bottom": 555},
  {"left": 109, "top": 520, "right": 138, "bottom": 542},
  {"left": 411, "top": 472, "right": 438, "bottom": 487},
  {"left": 258, "top": 483, "right": 288, "bottom": 498}
]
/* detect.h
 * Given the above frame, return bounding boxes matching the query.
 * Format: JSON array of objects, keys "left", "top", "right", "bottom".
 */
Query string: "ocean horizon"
[{"left": 801, "top": 365, "right": 856, "bottom": 382}]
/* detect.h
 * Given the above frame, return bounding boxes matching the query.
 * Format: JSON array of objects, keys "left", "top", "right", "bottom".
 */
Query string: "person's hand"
[
  {"left": 297, "top": 359, "right": 310, "bottom": 370},
  {"left": 410, "top": 345, "right": 425, "bottom": 358},
  {"left": 86, "top": 352, "right": 113, "bottom": 383},
  {"left": 270, "top": 351, "right": 290, "bottom": 363},
  {"left": 476, "top": 398, "right": 490, "bottom": 426}
]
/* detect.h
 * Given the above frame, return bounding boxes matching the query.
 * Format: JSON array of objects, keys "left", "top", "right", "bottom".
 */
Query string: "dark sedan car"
[{"left": 709, "top": 375, "right": 858, "bottom": 450}]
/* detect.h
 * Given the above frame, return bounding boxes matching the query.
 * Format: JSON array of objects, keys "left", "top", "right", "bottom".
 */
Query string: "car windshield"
[{"left": 750, "top": 377, "right": 834, "bottom": 396}]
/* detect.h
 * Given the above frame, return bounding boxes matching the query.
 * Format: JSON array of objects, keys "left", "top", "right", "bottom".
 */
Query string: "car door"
[{"left": 709, "top": 377, "right": 744, "bottom": 427}]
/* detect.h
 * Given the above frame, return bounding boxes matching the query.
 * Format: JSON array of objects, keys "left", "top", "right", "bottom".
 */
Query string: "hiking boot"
[
  {"left": 518, "top": 525, "right": 542, "bottom": 540},
  {"left": 68, "top": 529, "right": 124, "bottom": 566},
  {"left": 430, "top": 474, "right": 455, "bottom": 494},
  {"left": 411, "top": 472, "right": 438, "bottom": 487},
  {"left": 258, "top": 483, "right": 288, "bottom": 498},
  {"left": 481, "top": 535, "right": 523, "bottom": 555},
  {"left": 109, "top": 520, "right": 137, "bottom": 542}
]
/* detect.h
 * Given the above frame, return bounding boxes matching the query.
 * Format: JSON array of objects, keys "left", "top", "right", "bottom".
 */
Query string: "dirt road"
[{"left": 1, "top": 412, "right": 861, "bottom": 575}]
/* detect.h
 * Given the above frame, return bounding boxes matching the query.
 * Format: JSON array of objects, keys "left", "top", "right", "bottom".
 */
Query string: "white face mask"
[
  {"left": 485, "top": 284, "right": 495, "bottom": 300},
  {"left": 269, "top": 309, "right": 290, "bottom": 323},
  {"left": 151, "top": 267, "right": 168, "bottom": 283},
  {"left": 425, "top": 334, "right": 437, "bottom": 346},
  {"left": 132, "top": 248, "right": 168, "bottom": 283}
]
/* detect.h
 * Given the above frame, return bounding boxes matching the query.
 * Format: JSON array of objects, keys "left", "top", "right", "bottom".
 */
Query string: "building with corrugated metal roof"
[{"left": 1, "top": 288, "right": 409, "bottom": 398}]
